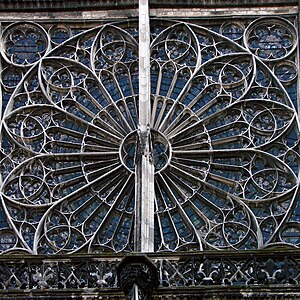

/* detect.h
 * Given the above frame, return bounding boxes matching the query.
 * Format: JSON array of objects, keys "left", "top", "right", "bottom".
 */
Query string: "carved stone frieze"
[{"left": 0, "top": 251, "right": 298, "bottom": 296}]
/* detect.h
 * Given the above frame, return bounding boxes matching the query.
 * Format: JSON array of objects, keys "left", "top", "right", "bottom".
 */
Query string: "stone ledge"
[
  {"left": 0, "top": 0, "right": 297, "bottom": 11},
  {"left": 0, "top": 249, "right": 298, "bottom": 294}
]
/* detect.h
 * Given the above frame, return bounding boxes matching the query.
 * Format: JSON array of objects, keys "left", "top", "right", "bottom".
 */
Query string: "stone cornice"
[{"left": 0, "top": 0, "right": 297, "bottom": 11}]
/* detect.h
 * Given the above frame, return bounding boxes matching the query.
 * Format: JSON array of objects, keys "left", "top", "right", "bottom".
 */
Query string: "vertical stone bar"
[
  {"left": 129, "top": 284, "right": 140, "bottom": 300},
  {"left": 134, "top": 0, "right": 154, "bottom": 253},
  {"left": 139, "top": 0, "right": 150, "bottom": 131}
]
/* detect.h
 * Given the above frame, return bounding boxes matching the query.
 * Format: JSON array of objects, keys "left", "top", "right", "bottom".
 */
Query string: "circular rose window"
[{"left": 0, "top": 18, "right": 299, "bottom": 254}]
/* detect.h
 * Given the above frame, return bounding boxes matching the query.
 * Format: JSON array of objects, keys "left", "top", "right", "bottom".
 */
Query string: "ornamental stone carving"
[{"left": 0, "top": 17, "right": 298, "bottom": 255}]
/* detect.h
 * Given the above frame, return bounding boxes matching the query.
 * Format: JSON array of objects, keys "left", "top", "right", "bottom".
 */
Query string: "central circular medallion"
[{"left": 120, "top": 130, "right": 171, "bottom": 173}]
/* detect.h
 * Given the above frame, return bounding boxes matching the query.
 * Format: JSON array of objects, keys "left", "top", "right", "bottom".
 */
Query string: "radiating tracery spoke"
[
  {"left": 0, "top": 17, "right": 299, "bottom": 254},
  {"left": 0, "top": 23, "right": 139, "bottom": 254}
]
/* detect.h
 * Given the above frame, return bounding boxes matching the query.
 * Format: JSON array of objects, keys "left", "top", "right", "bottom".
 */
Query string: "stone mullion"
[{"left": 134, "top": 0, "right": 155, "bottom": 253}]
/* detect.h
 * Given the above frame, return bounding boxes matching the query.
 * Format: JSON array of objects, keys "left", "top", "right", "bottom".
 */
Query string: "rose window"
[{"left": 0, "top": 18, "right": 299, "bottom": 254}]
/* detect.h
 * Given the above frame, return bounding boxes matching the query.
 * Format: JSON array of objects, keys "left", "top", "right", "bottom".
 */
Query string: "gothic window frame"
[{"left": 0, "top": 15, "right": 298, "bottom": 255}]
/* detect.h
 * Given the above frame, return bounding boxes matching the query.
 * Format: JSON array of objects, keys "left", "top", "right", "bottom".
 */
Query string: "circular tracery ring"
[
  {"left": 1, "top": 22, "right": 50, "bottom": 67},
  {"left": 0, "top": 18, "right": 299, "bottom": 254}
]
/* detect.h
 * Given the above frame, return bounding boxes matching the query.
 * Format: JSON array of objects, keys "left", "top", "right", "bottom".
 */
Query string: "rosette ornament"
[{"left": 0, "top": 18, "right": 299, "bottom": 254}]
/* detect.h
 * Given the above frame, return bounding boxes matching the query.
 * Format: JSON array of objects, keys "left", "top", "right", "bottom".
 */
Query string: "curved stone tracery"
[{"left": 0, "top": 18, "right": 299, "bottom": 254}]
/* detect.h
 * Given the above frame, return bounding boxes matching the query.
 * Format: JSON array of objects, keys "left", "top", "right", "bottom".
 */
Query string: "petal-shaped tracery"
[{"left": 0, "top": 18, "right": 299, "bottom": 254}]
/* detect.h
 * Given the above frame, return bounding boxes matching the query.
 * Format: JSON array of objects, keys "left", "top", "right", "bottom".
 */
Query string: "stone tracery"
[{"left": 0, "top": 17, "right": 298, "bottom": 254}]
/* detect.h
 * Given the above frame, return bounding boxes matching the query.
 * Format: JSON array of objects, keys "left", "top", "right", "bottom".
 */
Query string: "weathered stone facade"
[
  {"left": 0, "top": 0, "right": 299, "bottom": 299},
  {"left": 0, "top": 0, "right": 297, "bottom": 11}
]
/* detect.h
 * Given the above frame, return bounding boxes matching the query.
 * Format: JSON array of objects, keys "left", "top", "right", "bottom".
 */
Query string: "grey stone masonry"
[{"left": 0, "top": 0, "right": 297, "bottom": 11}]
